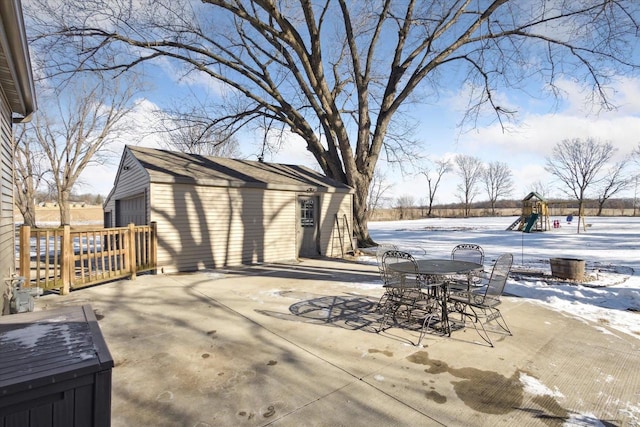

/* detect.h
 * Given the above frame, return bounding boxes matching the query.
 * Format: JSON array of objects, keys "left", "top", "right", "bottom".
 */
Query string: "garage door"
[{"left": 116, "top": 194, "right": 146, "bottom": 226}]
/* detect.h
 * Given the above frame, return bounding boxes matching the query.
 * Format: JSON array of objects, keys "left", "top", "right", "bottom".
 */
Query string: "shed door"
[
  {"left": 116, "top": 193, "right": 146, "bottom": 226},
  {"left": 297, "top": 196, "right": 319, "bottom": 257}
]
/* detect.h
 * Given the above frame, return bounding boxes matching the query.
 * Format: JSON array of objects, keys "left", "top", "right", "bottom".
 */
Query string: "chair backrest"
[
  {"left": 482, "top": 253, "right": 513, "bottom": 301},
  {"left": 376, "top": 244, "right": 398, "bottom": 280},
  {"left": 451, "top": 244, "right": 484, "bottom": 265},
  {"left": 381, "top": 250, "right": 417, "bottom": 286}
]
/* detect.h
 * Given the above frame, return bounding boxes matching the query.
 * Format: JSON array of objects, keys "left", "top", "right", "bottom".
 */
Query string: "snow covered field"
[{"left": 364, "top": 216, "right": 640, "bottom": 340}]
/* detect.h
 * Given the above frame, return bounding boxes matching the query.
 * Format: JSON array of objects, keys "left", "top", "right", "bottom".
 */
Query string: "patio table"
[{"left": 388, "top": 259, "right": 483, "bottom": 337}]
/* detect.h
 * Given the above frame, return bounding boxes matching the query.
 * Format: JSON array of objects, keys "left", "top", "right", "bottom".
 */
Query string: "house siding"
[
  {"left": 318, "top": 192, "right": 354, "bottom": 257},
  {"left": 103, "top": 151, "right": 150, "bottom": 227},
  {"left": 150, "top": 183, "right": 298, "bottom": 272},
  {"left": 0, "top": 94, "right": 13, "bottom": 314}
]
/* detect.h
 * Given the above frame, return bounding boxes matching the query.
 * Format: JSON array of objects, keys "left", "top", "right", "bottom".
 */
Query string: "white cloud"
[{"left": 154, "top": 56, "right": 232, "bottom": 97}]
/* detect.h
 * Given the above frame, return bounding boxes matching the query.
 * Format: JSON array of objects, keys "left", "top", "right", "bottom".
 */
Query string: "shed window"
[{"left": 300, "top": 199, "right": 315, "bottom": 227}]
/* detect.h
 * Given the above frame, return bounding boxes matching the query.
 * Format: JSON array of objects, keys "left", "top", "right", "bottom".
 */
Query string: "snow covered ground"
[{"left": 361, "top": 216, "right": 640, "bottom": 340}]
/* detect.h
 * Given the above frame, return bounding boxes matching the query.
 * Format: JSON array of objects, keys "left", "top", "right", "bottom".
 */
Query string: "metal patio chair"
[
  {"left": 449, "top": 243, "right": 485, "bottom": 291},
  {"left": 375, "top": 244, "right": 398, "bottom": 282},
  {"left": 448, "top": 253, "right": 513, "bottom": 347},
  {"left": 374, "top": 244, "right": 398, "bottom": 311},
  {"left": 377, "top": 250, "right": 426, "bottom": 332}
]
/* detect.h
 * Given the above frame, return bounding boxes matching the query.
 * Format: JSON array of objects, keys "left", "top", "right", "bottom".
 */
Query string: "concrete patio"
[{"left": 35, "top": 257, "right": 639, "bottom": 426}]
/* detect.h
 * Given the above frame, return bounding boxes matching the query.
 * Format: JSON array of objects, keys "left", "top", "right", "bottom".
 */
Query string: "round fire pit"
[{"left": 550, "top": 258, "right": 585, "bottom": 281}]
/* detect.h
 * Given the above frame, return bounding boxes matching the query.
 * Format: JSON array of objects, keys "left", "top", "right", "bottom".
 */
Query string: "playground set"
[{"left": 507, "top": 192, "right": 551, "bottom": 232}]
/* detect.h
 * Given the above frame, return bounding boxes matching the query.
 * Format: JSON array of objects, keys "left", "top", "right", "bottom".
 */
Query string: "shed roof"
[{"left": 126, "top": 145, "right": 354, "bottom": 193}]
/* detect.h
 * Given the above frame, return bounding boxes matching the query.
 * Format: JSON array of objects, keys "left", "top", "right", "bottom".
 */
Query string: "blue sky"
[{"left": 78, "top": 57, "right": 640, "bottom": 206}]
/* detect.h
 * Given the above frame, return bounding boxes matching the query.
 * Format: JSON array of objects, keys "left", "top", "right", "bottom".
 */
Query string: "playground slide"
[{"left": 523, "top": 213, "right": 539, "bottom": 233}]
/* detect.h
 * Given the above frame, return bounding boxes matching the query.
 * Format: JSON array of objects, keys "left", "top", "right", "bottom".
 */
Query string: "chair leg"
[
  {"left": 487, "top": 308, "right": 512, "bottom": 336},
  {"left": 464, "top": 305, "right": 494, "bottom": 347},
  {"left": 375, "top": 292, "right": 389, "bottom": 313},
  {"left": 377, "top": 289, "right": 404, "bottom": 332},
  {"left": 377, "top": 299, "right": 396, "bottom": 332},
  {"left": 415, "top": 295, "right": 441, "bottom": 346},
  {"left": 461, "top": 305, "right": 513, "bottom": 347},
  {"left": 417, "top": 307, "right": 438, "bottom": 346}
]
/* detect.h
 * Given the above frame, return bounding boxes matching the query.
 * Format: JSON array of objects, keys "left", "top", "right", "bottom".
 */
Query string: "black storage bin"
[{"left": 0, "top": 305, "right": 113, "bottom": 427}]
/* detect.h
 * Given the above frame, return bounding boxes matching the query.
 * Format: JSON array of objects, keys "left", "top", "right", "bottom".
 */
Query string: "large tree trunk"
[
  {"left": 15, "top": 186, "right": 37, "bottom": 227},
  {"left": 19, "top": 205, "right": 37, "bottom": 227},
  {"left": 352, "top": 175, "right": 375, "bottom": 248},
  {"left": 59, "top": 189, "right": 72, "bottom": 226}
]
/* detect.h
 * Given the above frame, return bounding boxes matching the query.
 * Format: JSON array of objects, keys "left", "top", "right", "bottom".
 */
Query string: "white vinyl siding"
[
  {"left": 318, "top": 192, "right": 354, "bottom": 257},
  {"left": 150, "top": 183, "right": 297, "bottom": 272}
]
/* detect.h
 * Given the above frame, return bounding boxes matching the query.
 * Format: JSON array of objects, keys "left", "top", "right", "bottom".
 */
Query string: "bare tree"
[
  {"left": 455, "top": 155, "right": 484, "bottom": 217},
  {"left": 595, "top": 160, "right": 631, "bottom": 215},
  {"left": 530, "top": 180, "right": 553, "bottom": 200},
  {"left": 395, "top": 195, "right": 415, "bottom": 220},
  {"left": 367, "top": 169, "right": 392, "bottom": 220},
  {"left": 14, "top": 126, "right": 48, "bottom": 226},
  {"left": 633, "top": 143, "right": 640, "bottom": 170},
  {"left": 420, "top": 159, "right": 452, "bottom": 217},
  {"left": 156, "top": 103, "right": 242, "bottom": 157},
  {"left": 26, "top": 0, "right": 640, "bottom": 244},
  {"left": 482, "top": 161, "right": 514, "bottom": 216},
  {"left": 29, "top": 77, "right": 137, "bottom": 225},
  {"left": 545, "top": 138, "right": 616, "bottom": 232}
]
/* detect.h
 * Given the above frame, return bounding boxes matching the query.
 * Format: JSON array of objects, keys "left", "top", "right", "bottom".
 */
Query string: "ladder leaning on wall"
[{"left": 333, "top": 214, "right": 356, "bottom": 257}]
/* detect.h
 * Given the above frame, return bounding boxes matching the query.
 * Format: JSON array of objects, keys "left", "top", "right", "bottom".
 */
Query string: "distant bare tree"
[
  {"left": 14, "top": 126, "right": 47, "bottom": 226},
  {"left": 530, "top": 180, "right": 553, "bottom": 200},
  {"left": 367, "top": 169, "right": 392, "bottom": 219},
  {"left": 30, "top": 77, "right": 137, "bottom": 225},
  {"left": 395, "top": 195, "right": 415, "bottom": 220},
  {"left": 482, "top": 161, "right": 514, "bottom": 215},
  {"left": 455, "top": 155, "right": 484, "bottom": 217},
  {"left": 595, "top": 160, "right": 631, "bottom": 215},
  {"left": 545, "top": 138, "right": 616, "bottom": 232},
  {"left": 420, "top": 159, "right": 452, "bottom": 217}
]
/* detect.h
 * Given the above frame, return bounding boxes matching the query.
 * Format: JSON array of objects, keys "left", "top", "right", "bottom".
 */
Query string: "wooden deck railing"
[{"left": 18, "top": 223, "right": 157, "bottom": 294}]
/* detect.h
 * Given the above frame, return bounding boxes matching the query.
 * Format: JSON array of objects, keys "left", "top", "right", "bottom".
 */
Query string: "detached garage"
[{"left": 103, "top": 146, "right": 355, "bottom": 273}]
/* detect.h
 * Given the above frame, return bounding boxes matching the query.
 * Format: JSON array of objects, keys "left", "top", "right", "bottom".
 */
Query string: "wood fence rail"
[{"left": 18, "top": 223, "right": 157, "bottom": 294}]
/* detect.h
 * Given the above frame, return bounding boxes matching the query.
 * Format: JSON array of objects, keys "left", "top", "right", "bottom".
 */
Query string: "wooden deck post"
[
  {"left": 19, "top": 226, "right": 30, "bottom": 283},
  {"left": 150, "top": 222, "right": 157, "bottom": 271},
  {"left": 128, "top": 223, "right": 137, "bottom": 280},
  {"left": 61, "top": 225, "right": 71, "bottom": 295}
]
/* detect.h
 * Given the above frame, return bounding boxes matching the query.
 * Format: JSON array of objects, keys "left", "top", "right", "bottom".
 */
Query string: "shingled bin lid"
[{"left": 0, "top": 305, "right": 113, "bottom": 427}]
